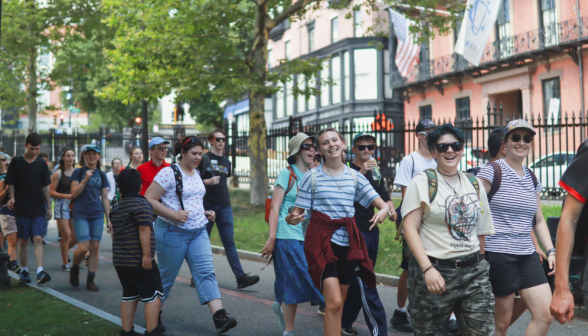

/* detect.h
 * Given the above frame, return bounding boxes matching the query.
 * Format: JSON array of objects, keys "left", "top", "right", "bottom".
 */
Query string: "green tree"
[{"left": 100, "top": 0, "right": 463, "bottom": 205}]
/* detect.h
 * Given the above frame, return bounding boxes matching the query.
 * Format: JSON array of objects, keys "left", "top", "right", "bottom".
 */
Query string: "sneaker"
[
  {"left": 390, "top": 309, "right": 413, "bottom": 332},
  {"left": 190, "top": 277, "right": 195, "bottom": 288},
  {"left": 236, "top": 273, "right": 260, "bottom": 289},
  {"left": 37, "top": 271, "right": 51, "bottom": 284},
  {"left": 10, "top": 263, "right": 22, "bottom": 274},
  {"left": 272, "top": 302, "right": 286, "bottom": 331},
  {"left": 283, "top": 331, "right": 297, "bottom": 336},
  {"left": 19, "top": 270, "right": 31, "bottom": 283},
  {"left": 342, "top": 327, "right": 359, "bottom": 336},
  {"left": 154, "top": 311, "right": 166, "bottom": 333},
  {"left": 317, "top": 305, "right": 325, "bottom": 316},
  {"left": 144, "top": 329, "right": 168, "bottom": 336},
  {"left": 119, "top": 327, "right": 142, "bottom": 335},
  {"left": 62, "top": 264, "right": 71, "bottom": 272},
  {"left": 70, "top": 265, "right": 80, "bottom": 287},
  {"left": 213, "top": 309, "right": 237, "bottom": 334},
  {"left": 446, "top": 319, "right": 461, "bottom": 335}
]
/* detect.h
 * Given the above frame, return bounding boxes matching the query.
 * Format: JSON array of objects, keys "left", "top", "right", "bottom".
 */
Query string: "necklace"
[
  {"left": 324, "top": 165, "right": 343, "bottom": 190},
  {"left": 438, "top": 170, "right": 458, "bottom": 177},
  {"left": 443, "top": 173, "right": 463, "bottom": 199}
]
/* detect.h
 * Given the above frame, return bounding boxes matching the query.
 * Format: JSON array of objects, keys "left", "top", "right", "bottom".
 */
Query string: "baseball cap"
[
  {"left": 149, "top": 137, "right": 170, "bottom": 149},
  {"left": 352, "top": 132, "right": 376, "bottom": 145},
  {"left": 287, "top": 133, "right": 313, "bottom": 159},
  {"left": 85, "top": 144, "right": 101, "bottom": 154},
  {"left": 504, "top": 119, "right": 536, "bottom": 138},
  {"left": 415, "top": 119, "right": 436, "bottom": 133}
]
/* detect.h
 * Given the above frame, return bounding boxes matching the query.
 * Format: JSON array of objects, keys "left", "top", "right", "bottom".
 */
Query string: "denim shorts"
[
  {"left": 15, "top": 216, "right": 47, "bottom": 239},
  {"left": 54, "top": 199, "right": 72, "bottom": 219},
  {"left": 74, "top": 217, "right": 104, "bottom": 242}
]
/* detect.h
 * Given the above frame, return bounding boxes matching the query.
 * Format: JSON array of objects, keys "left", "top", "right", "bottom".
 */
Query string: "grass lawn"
[
  {"left": 0, "top": 279, "right": 121, "bottom": 336},
  {"left": 210, "top": 189, "right": 563, "bottom": 277}
]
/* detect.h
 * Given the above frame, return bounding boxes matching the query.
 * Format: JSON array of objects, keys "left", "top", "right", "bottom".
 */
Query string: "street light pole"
[{"left": 141, "top": 99, "right": 148, "bottom": 163}]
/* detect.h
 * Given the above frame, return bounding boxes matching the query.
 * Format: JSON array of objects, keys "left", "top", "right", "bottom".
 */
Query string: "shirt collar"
[
  {"left": 149, "top": 159, "right": 169, "bottom": 167},
  {"left": 121, "top": 192, "right": 145, "bottom": 199}
]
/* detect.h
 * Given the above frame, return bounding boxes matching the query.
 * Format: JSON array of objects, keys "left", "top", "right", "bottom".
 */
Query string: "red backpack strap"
[
  {"left": 284, "top": 166, "right": 298, "bottom": 195},
  {"left": 487, "top": 161, "right": 502, "bottom": 202}
]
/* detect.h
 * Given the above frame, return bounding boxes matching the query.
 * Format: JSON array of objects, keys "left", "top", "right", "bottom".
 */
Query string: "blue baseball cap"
[
  {"left": 85, "top": 144, "right": 101, "bottom": 154},
  {"left": 148, "top": 137, "right": 170, "bottom": 149}
]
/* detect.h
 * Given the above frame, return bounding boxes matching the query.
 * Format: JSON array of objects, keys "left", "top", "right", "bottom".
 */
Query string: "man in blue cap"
[{"left": 137, "top": 137, "right": 170, "bottom": 196}]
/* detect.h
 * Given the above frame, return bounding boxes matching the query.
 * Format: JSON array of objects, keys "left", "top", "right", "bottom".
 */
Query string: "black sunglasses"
[
  {"left": 313, "top": 155, "right": 322, "bottom": 162},
  {"left": 355, "top": 145, "right": 375, "bottom": 151},
  {"left": 435, "top": 142, "right": 463, "bottom": 153},
  {"left": 300, "top": 143, "right": 317, "bottom": 151},
  {"left": 214, "top": 137, "right": 226, "bottom": 142},
  {"left": 0, "top": 159, "right": 6, "bottom": 162},
  {"left": 510, "top": 134, "right": 534, "bottom": 144}
]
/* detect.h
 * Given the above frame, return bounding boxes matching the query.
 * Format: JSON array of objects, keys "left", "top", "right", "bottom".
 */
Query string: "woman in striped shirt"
[
  {"left": 477, "top": 119, "right": 555, "bottom": 336},
  {"left": 286, "top": 128, "right": 389, "bottom": 336}
]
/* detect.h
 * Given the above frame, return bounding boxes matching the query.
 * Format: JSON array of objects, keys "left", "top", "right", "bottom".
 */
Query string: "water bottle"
[{"left": 370, "top": 157, "right": 382, "bottom": 180}]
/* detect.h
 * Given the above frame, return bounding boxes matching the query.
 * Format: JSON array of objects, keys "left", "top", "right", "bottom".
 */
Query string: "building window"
[
  {"left": 286, "top": 76, "right": 294, "bottom": 116},
  {"left": 354, "top": 9, "right": 362, "bottom": 37},
  {"left": 542, "top": 77, "right": 561, "bottom": 117},
  {"left": 307, "top": 22, "right": 315, "bottom": 52},
  {"left": 297, "top": 74, "right": 306, "bottom": 113},
  {"left": 384, "top": 49, "right": 393, "bottom": 99},
  {"left": 354, "top": 49, "right": 378, "bottom": 100},
  {"left": 540, "top": 0, "right": 557, "bottom": 46},
  {"left": 419, "top": 105, "right": 432, "bottom": 120},
  {"left": 331, "top": 17, "right": 339, "bottom": 43},
  {"left": 308, "top": 77, "right": 317, "bottom": 110},
  {"left": 331, "top": 56, "right": 341, "bottom": 104},
  {"left": 285, "top": 41, "right": 291, "bottom": 60},
  {"left": 320, "top": 60, "right": 330, "bottom": 107},
  {"left": 268, "top": 48, "right": 273, "bottom": 68},
  {"left": 276, "top": 82, "right": 284, "bottom": 118},
  {"left": 456, "top": 97, "right": 471, "bottom": 123},
  {"left": 495, "top": 0, "right": 511, "bottom": 58},
  {"left": 344, "top": 51, "right": 350, "bottom": 101},
  {"left": 418, "top": 42, "right": 430, "bottom": 80}
]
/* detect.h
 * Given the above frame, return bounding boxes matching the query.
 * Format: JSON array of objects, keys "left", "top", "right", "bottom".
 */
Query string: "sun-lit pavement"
[{"left": 11, "top": 219, "right": 588, "bottom": 335}]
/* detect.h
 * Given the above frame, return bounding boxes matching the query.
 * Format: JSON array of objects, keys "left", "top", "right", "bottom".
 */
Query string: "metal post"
[{"left": 141, "top": 99, "right": 149, "bottom": 163}]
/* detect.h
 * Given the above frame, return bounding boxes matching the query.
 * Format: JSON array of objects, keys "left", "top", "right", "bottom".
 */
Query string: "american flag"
[{"left": 389, "top": 9, "right": 420, "bottom": 78}]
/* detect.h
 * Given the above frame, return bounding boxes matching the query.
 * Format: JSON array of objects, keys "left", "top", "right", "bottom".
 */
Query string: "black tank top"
[{"left": 56, "top": 170, "right": 72, "bottom": 194}]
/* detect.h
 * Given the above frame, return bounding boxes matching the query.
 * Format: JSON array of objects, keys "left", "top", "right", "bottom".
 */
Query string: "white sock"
[
  {"left": 37, "top": 267, "right": 44, "bottom": 274},
  {"left": 396, "top": 306, "right": 406, "bottom": 313},
  {"left": 21, "top": 267, "right": 28, "bottom": 272},
  {"left": 450, "top": 313, "right": 456, "bottom": 321}
]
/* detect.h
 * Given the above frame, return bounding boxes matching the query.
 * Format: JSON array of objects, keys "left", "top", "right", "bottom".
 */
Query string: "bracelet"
[
  {"left": 546, "top": 248, "right": 556, "bottom": 256},
  {"left": 386, "top": 208, "right": 394, "bottom": 217},
  {"left": 423, "top": 265, "right": 435, "bottom": 275}
]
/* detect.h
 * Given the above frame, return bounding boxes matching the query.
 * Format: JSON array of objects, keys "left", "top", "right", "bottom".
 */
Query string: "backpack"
[
  {"left": 395, "top": 169, "right": 480, "bottom": 241},
  {"left": 265, "top": 166, "right": 298, "bottom": 223},
  {"left": 197, "top": 153, "right": 212, "bottom": 177},
  {"left": 170, "top": 163, "right": 192, "bottom": 210}
]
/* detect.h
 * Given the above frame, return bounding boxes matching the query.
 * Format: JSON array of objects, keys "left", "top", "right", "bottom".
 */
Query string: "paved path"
[{"left": 11, "top": 220, "right": 588, "bottom": 335}]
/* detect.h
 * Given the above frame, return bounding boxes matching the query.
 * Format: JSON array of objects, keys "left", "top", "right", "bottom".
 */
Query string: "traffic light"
[
  {"left": 135, "top": 117, "right": 142, "bottom": 125},
  {"left": 60, "top": 114, "right": 64, "bottom": 126}
]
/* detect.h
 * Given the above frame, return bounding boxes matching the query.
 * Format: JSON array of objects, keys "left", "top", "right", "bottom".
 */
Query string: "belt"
[{"left": 428, "top": 252, "right": 481, "bottom": 269}]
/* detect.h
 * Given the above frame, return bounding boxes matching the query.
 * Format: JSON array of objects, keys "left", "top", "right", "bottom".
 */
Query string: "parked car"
[
  {"left": 528, "top": 151, "right": 576, "bottom": 190},
  {"left": 459, "top": 147, "right": 490, "bottom": 171}
]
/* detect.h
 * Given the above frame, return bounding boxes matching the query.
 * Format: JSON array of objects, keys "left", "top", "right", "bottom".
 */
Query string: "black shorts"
[
  {"left": 400, "top": 240, "right": 409, "bottom": 271},
  {"left": 485, "top": 251, "right": 548, "bottom": 297},
  {"left": 321, "top": 242, "right": 359, "bottom": 285},
  {"left": 114, "top": 261, "right": 165, "bottom": 303}
]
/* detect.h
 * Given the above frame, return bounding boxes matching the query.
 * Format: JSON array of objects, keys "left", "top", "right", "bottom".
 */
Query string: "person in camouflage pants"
[{"left": 407, "top": 256, "right": 495, "bottom": 335}]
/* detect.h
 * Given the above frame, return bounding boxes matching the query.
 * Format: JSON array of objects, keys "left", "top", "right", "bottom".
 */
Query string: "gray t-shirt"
[{"left": 394, "top": 151, "right": 437, "bottom": 188}]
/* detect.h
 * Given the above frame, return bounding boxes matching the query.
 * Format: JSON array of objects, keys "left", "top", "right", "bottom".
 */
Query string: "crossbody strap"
[
  {"left": 170, "top": 164, "right": 185, "bottom": 210},
  {"left": 487, "top": 161, "right": 502, "bottom": 202}
]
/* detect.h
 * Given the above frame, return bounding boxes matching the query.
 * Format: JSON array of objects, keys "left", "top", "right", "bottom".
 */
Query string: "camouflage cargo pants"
[{"left": 407, "top": 256, "right": 495, "bottom": 336}]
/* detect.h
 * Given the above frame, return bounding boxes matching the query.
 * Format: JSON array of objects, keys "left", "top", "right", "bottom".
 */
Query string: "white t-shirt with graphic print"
[{"left": 153, "top": 165, "right": 209, "bottom": 229}]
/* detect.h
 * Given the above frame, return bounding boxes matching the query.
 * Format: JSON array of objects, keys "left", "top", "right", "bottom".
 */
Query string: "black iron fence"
[{"left": 2, "top": 107, "right": 586, "bottom": 199}]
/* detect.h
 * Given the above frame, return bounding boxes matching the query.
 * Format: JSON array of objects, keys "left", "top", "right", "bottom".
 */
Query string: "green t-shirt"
[{"left": 274, "top": 165, "right": 306, "bottom": 241}]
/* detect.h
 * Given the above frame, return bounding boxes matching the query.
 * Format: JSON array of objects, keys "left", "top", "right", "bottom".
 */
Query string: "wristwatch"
[{"left": 546, "top": 248, "right": 556, "bottom": 256}]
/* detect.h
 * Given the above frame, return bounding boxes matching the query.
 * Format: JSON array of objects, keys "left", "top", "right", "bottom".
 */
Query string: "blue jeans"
[
  {"left": 74, "top": 217, "right": 104, "bottom": 242},
  {"left": 154, "top": 218, "right": 221, "bottom": 305},
  {"left": 204, "top": 203, "right": 245, "bottom": 280}
]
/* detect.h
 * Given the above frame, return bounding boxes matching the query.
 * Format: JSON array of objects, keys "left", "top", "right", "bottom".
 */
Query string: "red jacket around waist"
[{"left": 304, "top": 211, "right": 376, "bottom": 291}]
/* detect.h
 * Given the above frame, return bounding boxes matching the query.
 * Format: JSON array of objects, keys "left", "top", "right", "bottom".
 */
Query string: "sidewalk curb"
[
  {"left": 211, "top": 245, "right": 400, "bottom": 287},
  {"left": 8, "top": 271, "right": 146, "bottom": 334}
]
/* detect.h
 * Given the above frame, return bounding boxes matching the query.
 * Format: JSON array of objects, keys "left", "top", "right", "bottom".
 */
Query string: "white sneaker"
[{"left": 62, "top": 264, "right": 71, "bottom": 272}]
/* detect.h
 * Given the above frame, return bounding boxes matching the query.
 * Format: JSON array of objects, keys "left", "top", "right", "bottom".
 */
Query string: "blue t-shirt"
[
  {"left": 274, "top": 165, "right": 306, "bottom": 241},
  {"left": 70, "top": 167, "right": 109, "bottom": 219}
]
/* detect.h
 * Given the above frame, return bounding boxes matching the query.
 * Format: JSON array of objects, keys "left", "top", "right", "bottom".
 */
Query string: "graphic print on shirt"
[
  {"left": 210, "top": 160, "right": 229, "bottom": 175},
  {"left": 442, "top": 192, "right": 481, "bottom": 244}
]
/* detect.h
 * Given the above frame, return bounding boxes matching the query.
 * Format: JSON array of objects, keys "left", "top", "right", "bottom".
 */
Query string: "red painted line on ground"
[{"left": 46, "top": 239, "right": 404, "bottom": 335}]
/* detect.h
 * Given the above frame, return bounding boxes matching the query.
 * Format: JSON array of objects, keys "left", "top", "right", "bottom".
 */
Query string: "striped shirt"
[
  {"left": 110, "top": 193, "right": 155, "bottom": 267},
  {"left": 477, "top": 159, "right": 543, "bottom": 255},
  {"left": 295, "top": 164, "right": 379, "bottom": 246}
]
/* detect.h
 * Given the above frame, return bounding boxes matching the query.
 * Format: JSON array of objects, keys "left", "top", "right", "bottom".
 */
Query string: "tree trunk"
[
  {"left": 26, "top": 20, "right": 38, "bottom": 133},
  {"left": 248, "top": 3, "right": 270, "bottom": 206}
]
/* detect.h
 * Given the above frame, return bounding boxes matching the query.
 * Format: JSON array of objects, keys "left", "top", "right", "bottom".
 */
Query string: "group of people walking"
[{"left": 2, "top": 120, "right": 587, "bottom": 336}]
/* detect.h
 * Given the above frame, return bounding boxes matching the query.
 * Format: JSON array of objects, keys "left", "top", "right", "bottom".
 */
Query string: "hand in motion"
[
  {"left": 142, "top": 255, "right": 153, "bottom": 270},
  {"left": 285, "top": 213, "right": 305, "bottom": 225},
  {"left": 388, "top": 208, "right": 398, "bottom": 222},
  {"left": 547, "top": 253, "right": 556, "bottom": 276},
  {"left": 360, "top": 160, "right": 377, "bottom": 175},
  {"left": 368, "top": 209, "right": 388, "bottom": 231},
  {"left": 46, "top": 209, "right": 52, "bottom": 221},
  {"left": 84, "top": 169, "right": 94, "bottom": 181},
  {"left": 174, "top": 210, "right": 190, "bottom": 222},
  {"left": 205, "top": 210, "right": 215, "bottom": 222},
  {"left": 551, "top": 288, "right": 575, "bottom": 324},
  {"left": 260, "top": 239, "right": 275, "bottom": 259},
  {"left": 7, "top": 199, "right": 15, "bottom": 210},
  {"left": 424, "top": 267, "right": 446, "bottom": 295}
]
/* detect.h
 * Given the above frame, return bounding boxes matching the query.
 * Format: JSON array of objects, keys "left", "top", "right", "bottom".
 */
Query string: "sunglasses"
[
  {"left": 435, "top": 142, "right": 464, "bottom": 153},
  {"left": 355, "top": 145, "right": 375, "bottom": 151},
  {"left": 300, "top": 143, "right": 317, "bottom": 151},
  {"left": 214, "top": 137, "right": 226, "bottom": 142},
  {"left": 510, "top": 134, "right": 534, "bottom": 144},
  {"left": 313, "top": 155, "right": 322, "bottom": 162},
  {"left": 0, "top": 159, "right": 5, "bottom": 162},
  {"left": 182, "top": 136, "right": 199, "bottom": 146}
]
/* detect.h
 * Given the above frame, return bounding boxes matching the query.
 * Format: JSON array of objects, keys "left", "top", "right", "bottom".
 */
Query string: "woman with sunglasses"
[
  {"left": 477, "top": 120, "right": 555, "bottom": 336},
  {"left": 286, "top": 128, "right": 389, "bottom": 336},
  {"left": 50, "top": 148, "right": 77, "bottom": 271},
  {"left": 401, "top": 124, "right": 495, "bottom": 335},
  {"left": 261, "top": 133, "right": 324, "bottom": 336},
  {"left": 145, "top": 136, "right": 237, "bottom": 334}
]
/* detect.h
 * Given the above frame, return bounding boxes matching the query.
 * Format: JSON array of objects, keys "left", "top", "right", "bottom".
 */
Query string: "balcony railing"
[{"left": 394, "top": 16, "right": 588, "bottom": 89}]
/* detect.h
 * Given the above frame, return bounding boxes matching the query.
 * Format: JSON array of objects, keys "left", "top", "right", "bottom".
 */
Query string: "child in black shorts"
[{"left": 111, "top": 169, "right": 166, "bottom": 336}]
